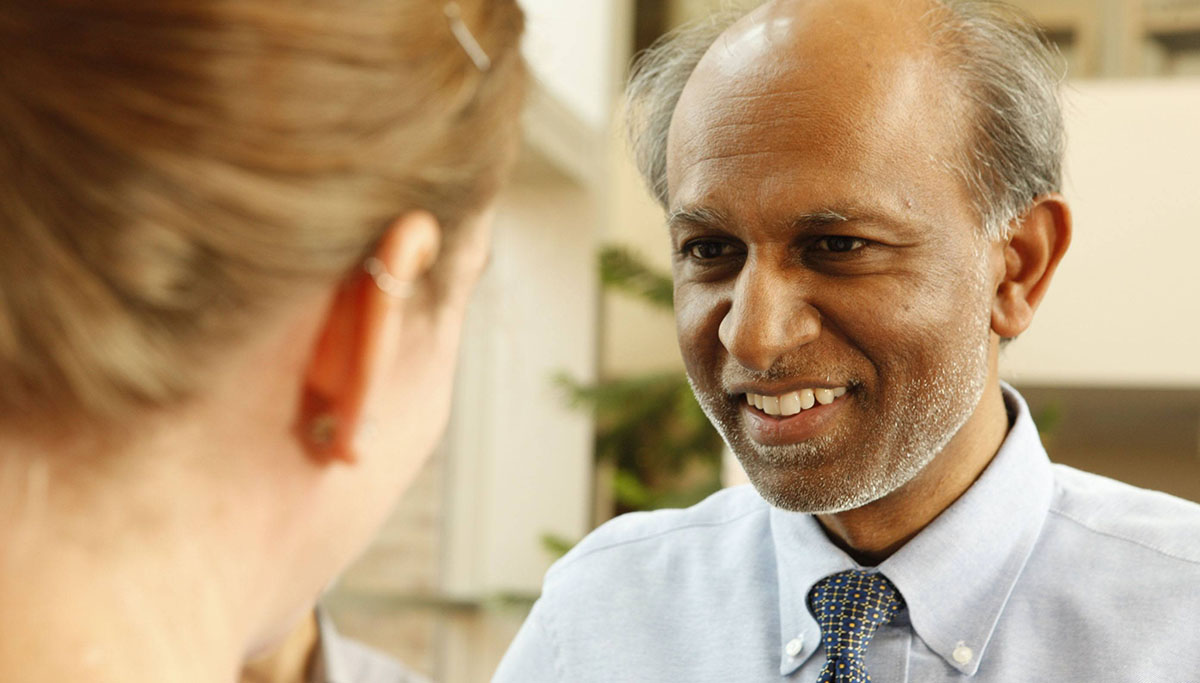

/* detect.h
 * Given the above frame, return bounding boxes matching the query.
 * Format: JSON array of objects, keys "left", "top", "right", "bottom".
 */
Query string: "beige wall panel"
[
  {"left": 1000, "top": 79, "right": 1200, "bottom": 387},
  {"left": 602, "top": 130, "right": 686, "bottom": 376},
  {"left": 441, "top": 155, "right": 599, "bottom": 597}
]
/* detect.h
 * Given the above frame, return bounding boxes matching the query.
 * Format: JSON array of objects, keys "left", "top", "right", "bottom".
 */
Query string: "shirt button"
[
  {"left": 785, "top": 636, "right": 804, "bottom": 657},
  {"left": 953, "top": 643, "right": 974, "bottom": 665}
]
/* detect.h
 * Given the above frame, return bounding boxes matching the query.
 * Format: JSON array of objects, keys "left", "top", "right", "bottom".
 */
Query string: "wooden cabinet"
[
  {"left": 645, "top": 0, "right": 1200, "bottom": 78},
  {"left": 1004, "top": 0, "right": 1200, "bottom": 76}
]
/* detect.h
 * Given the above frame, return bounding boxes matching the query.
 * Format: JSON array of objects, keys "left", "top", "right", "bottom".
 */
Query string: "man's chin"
[
  {"left": 697, "top": 383, "right": 912, "bottom": 513},
  {"left": 738, "top": 457, "right": 891, "bottom": 514}
]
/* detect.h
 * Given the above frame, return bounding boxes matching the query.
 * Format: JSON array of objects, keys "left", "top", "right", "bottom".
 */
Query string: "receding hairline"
[
  {"left": 662, "top": 8, "right": 982, "bottom": 231},
  {"left": 665, "top": 1, "right": 982, "bottom": 154},
  {"left": 626, "top": 0, "right": 1065, "bottom": 240}
]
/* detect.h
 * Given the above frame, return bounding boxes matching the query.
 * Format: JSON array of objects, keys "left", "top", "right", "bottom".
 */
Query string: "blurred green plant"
[
  {"left": 556, "top": 246, "right": 725, "bottom": 521},
  {"left": 539, "top": 532, "right": 577, "bottom": 559},
  {"left": 598, "top": 246, "right": 674, "bottom": 308},
  {"left": 1031, "top": 400, "right": 1063, "bottom": 438}
]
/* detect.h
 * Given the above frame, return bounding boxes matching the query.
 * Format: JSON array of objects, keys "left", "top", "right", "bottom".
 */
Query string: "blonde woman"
[{"left": 0, "top": 2, "right": 525, "bottom": 682}]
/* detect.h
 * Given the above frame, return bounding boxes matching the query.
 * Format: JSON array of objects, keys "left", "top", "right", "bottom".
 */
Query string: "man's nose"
[{"left": 718, "top": 265, "right": 821, "bottom": 373}]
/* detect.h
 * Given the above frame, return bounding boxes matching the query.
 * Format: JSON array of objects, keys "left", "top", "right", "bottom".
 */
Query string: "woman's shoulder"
[{"left": 314, "top": 608, "right": 431, "bottom": 683}]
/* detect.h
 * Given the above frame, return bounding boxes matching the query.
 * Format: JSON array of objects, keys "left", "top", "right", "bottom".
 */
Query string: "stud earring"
[
  {"left": 364, "top": 257, "right": 415, "bottom": 299},
  {"left": 310, "top": 413, "right": 338, "bottom": 448}
]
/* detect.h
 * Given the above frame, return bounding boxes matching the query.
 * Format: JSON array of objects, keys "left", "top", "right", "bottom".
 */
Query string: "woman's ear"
[
  {"left": 992, "top": 194, "right": 1072, "bottom": 339},
  {"left": 296, "top": 211, "right": 441, "bottom": 464}
]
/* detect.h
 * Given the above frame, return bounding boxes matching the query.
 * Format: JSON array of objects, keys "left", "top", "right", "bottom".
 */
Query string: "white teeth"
[
  {"left": 761, "top": 395, "right": 780, "bottom": 415},
  {"left": 780, "top": 392, "right": 802, "bottom": 416},
  {"left": 746, "top": 387, "right": 848, "bottom": 417},
  {"left": 799, "top": 388, "right": 816, "bottom": 410}
]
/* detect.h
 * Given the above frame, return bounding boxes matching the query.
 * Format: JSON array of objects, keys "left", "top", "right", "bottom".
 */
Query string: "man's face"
[{"left": 666, "top": 2, "right": 1001, "bottom": 513}]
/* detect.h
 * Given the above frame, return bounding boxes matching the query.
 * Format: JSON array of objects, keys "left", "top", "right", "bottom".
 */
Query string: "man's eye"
[
  {"left": 816, "top": 236, "right": 867, "bottom": 253},
  {"left": 685, "top": 241, "right": 732, "bottom": 260}
]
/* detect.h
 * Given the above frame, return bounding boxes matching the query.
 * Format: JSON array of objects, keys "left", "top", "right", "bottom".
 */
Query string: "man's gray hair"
[{"left": 624, "top": 0, "right": 1066, "bottom": 240}]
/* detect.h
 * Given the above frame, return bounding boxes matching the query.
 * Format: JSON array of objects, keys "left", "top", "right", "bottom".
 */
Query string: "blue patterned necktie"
[{"left": 807, "top": 570, "right": 905, "bottom": 682}]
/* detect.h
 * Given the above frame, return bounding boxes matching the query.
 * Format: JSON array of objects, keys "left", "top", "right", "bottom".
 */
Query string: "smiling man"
[{"left": 495, "top": 1, "right": 1200, "bottom": 681}]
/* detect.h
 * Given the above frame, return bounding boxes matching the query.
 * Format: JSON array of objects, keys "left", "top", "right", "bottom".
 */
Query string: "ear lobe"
[
  {"left": 298, "top": 276, "right": 373, "bottom": 464},
  {"left": 992, "top": 194, "right": 1072, "bottom": 339},
  {"left": 296, "top": 211, "right": 442, "bottom": 464}
]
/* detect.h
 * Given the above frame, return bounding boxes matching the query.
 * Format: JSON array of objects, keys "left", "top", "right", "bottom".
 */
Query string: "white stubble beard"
[{"left": 688, "top": 254, "right": 995, "bottom": 514}]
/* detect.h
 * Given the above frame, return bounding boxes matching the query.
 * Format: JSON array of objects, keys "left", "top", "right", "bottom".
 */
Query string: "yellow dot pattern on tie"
[{"left": 808, "top": 570, "right": 905, "bottom": 683}]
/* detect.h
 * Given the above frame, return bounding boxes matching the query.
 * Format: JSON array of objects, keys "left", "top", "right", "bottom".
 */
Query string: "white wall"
[
  {"left": 601, "top": 135, "right": 685, "bottom": 376},
  {"left": 520, "top": 0, "right": 627, "bottom": 130},
  {"left": 434, "top": 0, "right": 635, "bottom": 600},
  {"left": 441, "top": 154, "right": 599, "bottom": 596},
  {"left": 1000, "top": 79, "right": 1200, "bottom": 387}
]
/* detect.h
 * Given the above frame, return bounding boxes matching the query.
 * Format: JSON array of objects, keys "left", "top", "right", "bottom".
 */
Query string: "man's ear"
[
  {"left": 992, "top": 194, "right": 1072, "bottom": 339},
  {"left": 296, "top": 211, "right": 441, "bottom": 463}
]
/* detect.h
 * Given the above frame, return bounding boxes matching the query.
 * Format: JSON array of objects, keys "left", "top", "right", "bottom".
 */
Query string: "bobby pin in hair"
[{"left": 444, "top": 2, "right": 492, "bottom": 72}]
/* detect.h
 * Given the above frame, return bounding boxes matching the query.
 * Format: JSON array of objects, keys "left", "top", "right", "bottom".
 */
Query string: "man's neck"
[{"left": 815, "top": 382, "right": 1012, "bottom": 566}]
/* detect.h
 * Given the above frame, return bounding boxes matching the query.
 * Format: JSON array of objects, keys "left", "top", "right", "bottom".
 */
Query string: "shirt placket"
[{"left": 862, "top": 620, "right": 912, "bottom": 683}]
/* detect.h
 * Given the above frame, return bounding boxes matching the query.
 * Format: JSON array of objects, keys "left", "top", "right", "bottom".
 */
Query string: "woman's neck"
[
  {"left": 0, "top": 438, "right": 260, "bottom": 683},
  {"left": 0, "top": 365, "right": 331, "bottom": 683},
  {"left": 240, "top": 612, "right": 319, "bottom": 683},
  {"left": 0, "top": 535, "right": 245, "bottom": 683}
]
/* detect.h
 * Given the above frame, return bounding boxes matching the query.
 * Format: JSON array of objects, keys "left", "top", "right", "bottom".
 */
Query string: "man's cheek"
[{"left": 674, "top": 293, "right": 722, "bottom": 345}]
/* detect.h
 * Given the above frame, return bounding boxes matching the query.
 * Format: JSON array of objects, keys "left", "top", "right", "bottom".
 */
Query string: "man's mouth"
[{"left": 744, "top": 387, "right": 848, "bottom": 417}]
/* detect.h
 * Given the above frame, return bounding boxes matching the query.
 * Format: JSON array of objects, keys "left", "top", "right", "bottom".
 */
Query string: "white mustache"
[{"left": 719, "top": 357, "right": 859, "bottom": 394}]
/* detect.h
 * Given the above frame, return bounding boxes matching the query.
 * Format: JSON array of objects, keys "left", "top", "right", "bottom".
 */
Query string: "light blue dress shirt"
[{"left": 494, "top": 386, "right": 1200, "bottom": 681}]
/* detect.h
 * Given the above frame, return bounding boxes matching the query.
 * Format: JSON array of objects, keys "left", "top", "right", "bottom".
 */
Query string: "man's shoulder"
[
  {"left": 498, "top": 487, "right": 783, "bottom": 681},
  {"left": 1048, "top": 463, "right": 1200, "bottom": 566},
  {"left": 545, "top": 485, "right": 771, "bottom": 587}
]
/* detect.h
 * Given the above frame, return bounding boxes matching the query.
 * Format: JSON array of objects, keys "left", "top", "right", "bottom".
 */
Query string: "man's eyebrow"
[
  {"left": 790, "top": 209, "right": 850, "bottom": 230},
  {"left": 667, "top": 204, "right": 905, "bottom": 233},
  {"left": 789, "top": 204, "right": 925, "bottom": 232},
  {"left": 667, "top": 207, "right": 730, "bottom": 231}
]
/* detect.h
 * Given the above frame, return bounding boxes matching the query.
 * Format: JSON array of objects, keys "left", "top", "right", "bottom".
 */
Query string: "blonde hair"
[{"left": 0, "top": 1, "right": 526, "bottom": 425}]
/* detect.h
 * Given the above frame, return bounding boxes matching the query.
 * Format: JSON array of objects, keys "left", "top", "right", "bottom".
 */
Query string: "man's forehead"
[
  {"left": 665, "top": 0, "right": 964, "bottom": 212},
  {"left": 672, "top": 0, "right": 945, "bottom": 122},
  {"left": 687, "top": 0, "right": 939, "bottom": 84}
]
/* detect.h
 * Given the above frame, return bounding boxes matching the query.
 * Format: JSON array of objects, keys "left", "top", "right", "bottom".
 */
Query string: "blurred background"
[{"left": 323, "top": 1, "right": 1200, "bottom": 680}]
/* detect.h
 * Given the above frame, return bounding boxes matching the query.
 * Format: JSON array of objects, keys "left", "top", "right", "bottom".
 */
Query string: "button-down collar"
[{"left": 770, "top": 384, "right": 1053, "bottom": 676}]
